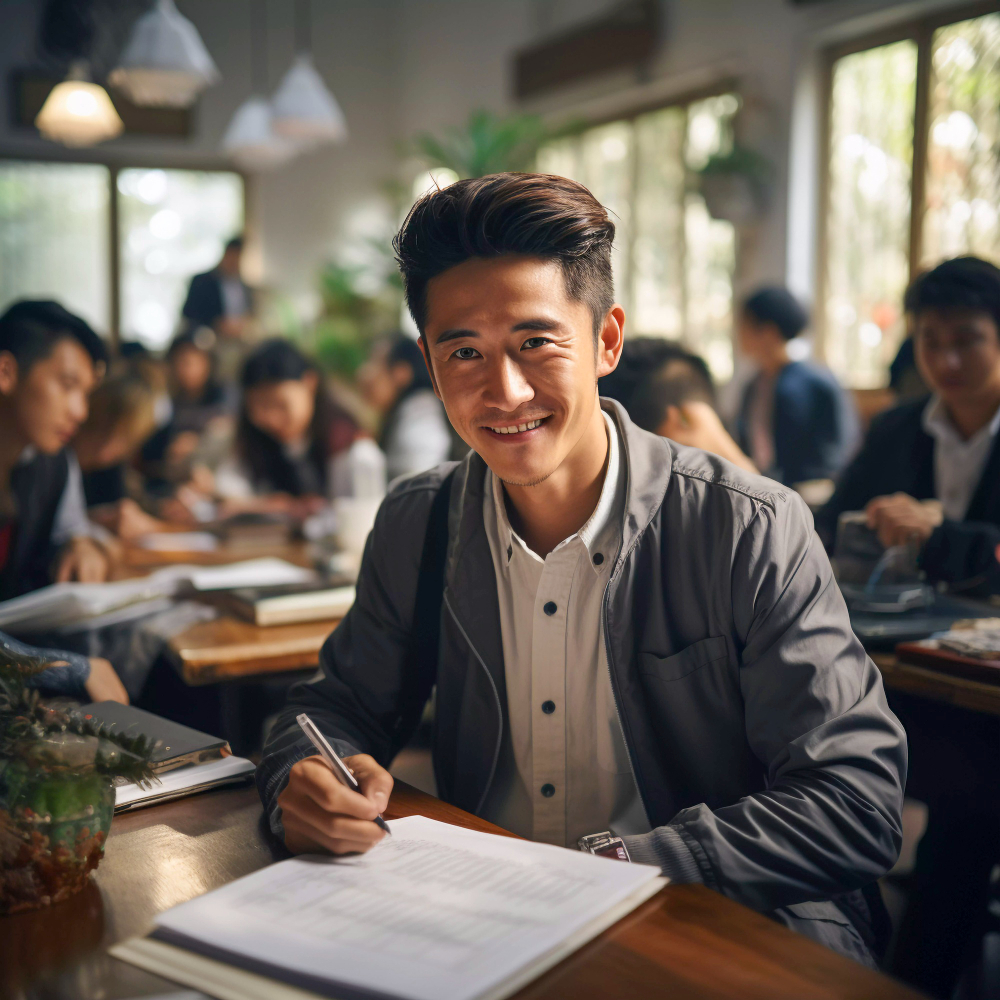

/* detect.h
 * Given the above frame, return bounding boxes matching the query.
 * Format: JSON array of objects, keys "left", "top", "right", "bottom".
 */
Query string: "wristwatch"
[{"left": 577, "top": 831, "right": 631, "bottom": 862}]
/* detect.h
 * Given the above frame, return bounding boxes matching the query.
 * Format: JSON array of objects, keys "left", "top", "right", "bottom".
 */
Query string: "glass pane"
[
  {"left": 824, "top": 40, "right": 917, "bottom": 388},
  {"left": 0, "top": 161, "right": 110, "bottom": 333},
  {"left": 118, "top": 168, "right": 244, "bottom": 348},
  {"left": 684, "top": 94, "right": 738, "bottom": 381},
  {"left": 922, "top": 13, "right": 1000, "bottom": 266},
  {"left": 631, "top": 105, "right": 687, "bottom": 339}
]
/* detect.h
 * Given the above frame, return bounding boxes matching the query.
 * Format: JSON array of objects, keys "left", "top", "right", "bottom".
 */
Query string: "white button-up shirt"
[
  {"left": 480, "top": 412, "right": 649, "bottom": 847},
  {"left": 922, "top": 395, "right": 1000, "bottom": 521}
]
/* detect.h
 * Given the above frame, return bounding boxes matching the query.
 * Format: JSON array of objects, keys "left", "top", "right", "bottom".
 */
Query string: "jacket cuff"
[
  {"left": 255, "top": 736, "right": 362, "bottom": 842},
  {"left": 622, "top": 825, "right": 704, "bottom": 883}
]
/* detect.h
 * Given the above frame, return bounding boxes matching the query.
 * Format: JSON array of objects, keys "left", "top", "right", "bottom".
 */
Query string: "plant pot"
[
  {"left": 699, "top": 172, "right": 763, "bottom": 226},
  {"left": 0, "top": 764, "right": 115, "bottom": 914}
]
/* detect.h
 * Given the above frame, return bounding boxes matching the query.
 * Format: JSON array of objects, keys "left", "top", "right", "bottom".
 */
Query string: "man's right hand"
[{"left": 278, "top": 754, "right": 393, "bottom": 855}]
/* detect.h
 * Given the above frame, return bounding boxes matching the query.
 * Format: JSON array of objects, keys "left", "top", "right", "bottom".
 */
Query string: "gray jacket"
[{"left": 259, "top": 400, "right": 906, "bottom": 963}]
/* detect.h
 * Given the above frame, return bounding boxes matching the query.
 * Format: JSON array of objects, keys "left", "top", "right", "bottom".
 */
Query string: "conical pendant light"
[
  {"left": 35, "top": 60, "right": 124, "bottom": 147},
  {"left": 222, "top": 0, "right": 296, "bottom": 171},
  {"left": 109, "top": 0, "right": 220, "bottom": 109},
  {"left": 271, "top": 1, "right": 347, "bottom": 145}
]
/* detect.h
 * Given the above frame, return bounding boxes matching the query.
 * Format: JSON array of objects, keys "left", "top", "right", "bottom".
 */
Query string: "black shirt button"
[
  {"left": 540, "top": 783, "right": 556, "bottom": 798},
  {"left": 593, "top": 552, "right": 604, "bottom": 565},
  {"left": 541, "top": 700, "right": 556, "bottom": 714},
  {"left": 543, "top": 601, "right": 557, "bottom": 616}
]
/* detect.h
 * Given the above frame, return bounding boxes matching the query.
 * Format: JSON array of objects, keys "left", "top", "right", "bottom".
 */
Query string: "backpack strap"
[{"left": 392, "top": 468, "right": 455, "bottom": 751}]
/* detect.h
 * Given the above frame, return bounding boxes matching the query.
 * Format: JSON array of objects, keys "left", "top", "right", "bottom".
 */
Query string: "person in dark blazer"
[
  {"left": 181, "top": 235, "right": 252, "bottom": 340},
  {"left": 816, "top": 256, "right": 1000, "bottom": 597},
  {"left": 736, "top": 287, "right": 859, "bottom": 486}
]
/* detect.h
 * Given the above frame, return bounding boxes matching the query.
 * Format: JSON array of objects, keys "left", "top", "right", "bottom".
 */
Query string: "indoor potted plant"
[
  {"left": 0, "top": 643, "right": 156, "bottom": 914},
  {"left": 696, "top": 144, "right": 774, "bottom": 226}
]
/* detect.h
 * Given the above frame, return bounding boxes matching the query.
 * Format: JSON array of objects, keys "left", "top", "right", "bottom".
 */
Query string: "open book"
[{"left": 112, "top": 815, "right": 666, "bottom": 1000}]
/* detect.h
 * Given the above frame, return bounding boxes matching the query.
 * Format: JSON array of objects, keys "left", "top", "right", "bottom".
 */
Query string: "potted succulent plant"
[
  {"left": 696, "top": 144, "right": 774, "bottom": 226},
  {"left": 0, "top": 643, "right": 156, "bottom": 914}
]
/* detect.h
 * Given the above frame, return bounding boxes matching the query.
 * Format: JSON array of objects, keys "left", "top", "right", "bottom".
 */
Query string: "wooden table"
[
  {"left": 873, "top": 651, "right": 1000, "bottom": 718},
  {"left": 0, "top": 782, "right": 925, "bottom": 1000}
]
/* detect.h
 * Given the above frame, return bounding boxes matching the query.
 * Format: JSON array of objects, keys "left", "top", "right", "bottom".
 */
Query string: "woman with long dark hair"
[{"left": 214, "top": 339, "right": 384, "bottom": 512}]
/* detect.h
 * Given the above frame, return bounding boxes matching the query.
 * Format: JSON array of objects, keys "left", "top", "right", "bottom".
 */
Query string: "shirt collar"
[
  {"left": 922, "top": 394, "right": 1000, "bottom": 446},
  {"left": 491, "top": 411, "right": 622, "bottom": 574}
]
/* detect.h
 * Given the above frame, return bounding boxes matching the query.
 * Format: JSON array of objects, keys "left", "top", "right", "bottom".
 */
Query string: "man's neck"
[
  {"left": 502, "top": 402, "right": 609, "bottom": 559},
  {"left": 0, "top": 406, "right": 27, "bottom": 491},
  {"left": 943, "top": 385, "right": 1000, "bottom": 440},
  {"left": 758, "top": 342, "right": 790, "bottom": 378}
]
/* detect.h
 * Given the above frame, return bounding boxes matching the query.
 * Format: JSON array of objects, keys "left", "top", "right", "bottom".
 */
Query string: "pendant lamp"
[
  {"left": 109, "top": 0, "right": 219, "bottom": 108},
  {"left": 222, "top": 0, "right": 296, "bottom": 171},
  {"left": 271, "top": 2, "right": 347, "bottom": 145},
  {"left": 35, "top": 61, "right": 124, "bottom": 147}
]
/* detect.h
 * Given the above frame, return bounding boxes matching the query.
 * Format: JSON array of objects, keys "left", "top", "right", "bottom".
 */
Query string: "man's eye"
[
  {"left": 521, "top": 337, "right": 550, "bottom": 350},
  {"left": 453, "top": 347, "right": 480, "bottom": 360}
]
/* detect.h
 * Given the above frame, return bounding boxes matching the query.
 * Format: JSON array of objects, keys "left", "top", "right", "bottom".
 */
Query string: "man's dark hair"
[
  {"left": 225, "top": 235, "right": 244, "bottom": 253},
  {"left": 600, "top": 337, "right": 715, "bottom": 432},
  {"left": 393, "top": 172, "right": 616, "bottom": 337},
  {"left": 904, "top": 256, "right": 1000, "bottom": 333},
  {"left": 0, "top": 299, "right": 107, "bottom": 373},
  {"left": 742, "top": 287, "right": 809, "bottom": 341}
]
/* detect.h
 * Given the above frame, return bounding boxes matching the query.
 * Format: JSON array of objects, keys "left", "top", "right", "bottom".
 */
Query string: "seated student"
[
  {"left": 258, "top": 173, "right": 906, "bottom": 965},
  {"left": 3, "top": 630, "right": 128, "bottom": 704},
  {"left": 737, "top": 287, "right": 859, "bottom": 486},
  {"left": 0, "top": 301, "right": 111, "bottom": 599},
  {"left": 213, "top": 338, "right": 385, "bottom": 513},
  {"left": 73, "top": 373, "right": 165, "bottom": 540},
  {"left": 141, "top": 328, "right": 232, "bottom": 495},
  {"left": 602, "top": 338, "right": 756, "bottom": 473},
  {"left": 358, "top": 332, "right": 455, "bottom": 482},
  {"left": 816, "top": 256, "right": 1000, "bottom": 596}
]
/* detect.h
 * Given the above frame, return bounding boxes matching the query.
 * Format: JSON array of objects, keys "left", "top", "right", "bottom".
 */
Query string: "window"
[
  {"left": 0, "top": 160, "right": 244, "bottom": 350},
  {"left": 0, "top": 161, "right": 110, "bottom": 332},
  {"left": 537, "top": 92, "right": 739, "bottom": 380},
  {"left": 821, "top": 7, "right": 1000, "bottom": 388}
]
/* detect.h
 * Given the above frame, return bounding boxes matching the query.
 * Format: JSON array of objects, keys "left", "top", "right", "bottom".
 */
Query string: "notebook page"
[{"left": 152, "top": 815, "right": 662, "bottom": 1000}]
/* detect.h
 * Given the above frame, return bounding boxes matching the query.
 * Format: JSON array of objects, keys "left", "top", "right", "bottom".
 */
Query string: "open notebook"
[{"left": 112, "top": 815, "right": 666, "bottom": 1000}]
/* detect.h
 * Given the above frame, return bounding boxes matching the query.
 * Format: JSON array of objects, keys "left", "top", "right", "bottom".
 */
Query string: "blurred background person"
[
  {"left": 600, "top": 337, "right": 756, "bottom": 473},
  {"left": 213, "top": 338, "right": 385, "bottom": 515},
  {"left": 182, "top": 235, "right": 252, "bottom": 343},
  {"left": 736, "top": 287, "right": 859, "bottom": 487},
  {"left": 357, "top": 332, "right": 454, "bottom": 482},
  {"left": 0, "top": 300, "right": 110, "bottom": 597}
]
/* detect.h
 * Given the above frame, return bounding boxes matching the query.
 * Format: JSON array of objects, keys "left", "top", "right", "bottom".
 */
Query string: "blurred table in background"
[{"left": 873, "top": 651, "right": 1000, "bottom": 718}]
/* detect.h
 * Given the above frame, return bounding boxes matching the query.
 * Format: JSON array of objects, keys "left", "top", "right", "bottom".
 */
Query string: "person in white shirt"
[{"left": 358, "top": 333, "right": 455, "bottom": 483}]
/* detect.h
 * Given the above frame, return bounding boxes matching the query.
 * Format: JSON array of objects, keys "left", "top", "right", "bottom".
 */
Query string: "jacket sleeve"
[
  {"left": 632, "top": 493, "right": 906, "bottom": 913},
  {"left": 255, "top": 484, "right": 437, "bottom": 838},
  {"left": 922, "top": 518, "right": 1000, "bottom": 595}
]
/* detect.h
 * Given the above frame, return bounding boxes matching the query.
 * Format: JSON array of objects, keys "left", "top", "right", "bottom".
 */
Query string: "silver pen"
[{"left": 296, "top": 713, "right": 391, "bottom": 836}]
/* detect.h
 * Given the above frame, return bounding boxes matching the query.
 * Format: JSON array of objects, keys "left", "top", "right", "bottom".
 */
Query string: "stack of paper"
[
  {"left": 113, "top": 815, "right": 665, "bottom": 1000},
  {"left": 115, "top": 756, "right": 256, "bottom": 812}
]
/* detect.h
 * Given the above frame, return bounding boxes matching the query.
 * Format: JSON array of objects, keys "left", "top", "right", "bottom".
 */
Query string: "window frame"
[
  {"left": 815, "top": 0, "right": 998, "bottom": 369},
  {"left": 0, "top": 151, "right": 250, "bottom": 349}
]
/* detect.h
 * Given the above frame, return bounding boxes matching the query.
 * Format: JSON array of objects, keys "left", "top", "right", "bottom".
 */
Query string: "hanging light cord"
[
  {"left": 251, "top": 0, "right": 268, "bottom": 92},
  {"left": 295, "top": 0, "right": 311, "bottom": 55}
]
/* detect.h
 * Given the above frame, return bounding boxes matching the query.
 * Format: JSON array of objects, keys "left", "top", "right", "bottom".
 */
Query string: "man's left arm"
[
  {"left": 52, "top": 452, "right": 110, "bottom": 583},
  {"left": 627, "top": 494, "right": 907, "bottom": 913}
]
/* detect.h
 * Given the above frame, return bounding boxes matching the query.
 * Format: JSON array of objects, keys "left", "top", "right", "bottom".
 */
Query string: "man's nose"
[{"left": 481, "top": 353, "right": 534, "bottom": 411}]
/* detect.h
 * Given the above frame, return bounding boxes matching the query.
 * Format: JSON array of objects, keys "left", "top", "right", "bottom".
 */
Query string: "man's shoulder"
[
  {"left": 383, "top": 461, "right": 459, "bottom": 507},
  {"left": 667, "top": 443, "right": 791, "bottom": 514},
  {"left": 867, "top": 396, "right": 928, "bottom": 438}
]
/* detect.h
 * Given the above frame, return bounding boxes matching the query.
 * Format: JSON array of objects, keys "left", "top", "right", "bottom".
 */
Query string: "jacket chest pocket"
[{"left": 639, "top": 635, "right": 730, "bottom": 682}]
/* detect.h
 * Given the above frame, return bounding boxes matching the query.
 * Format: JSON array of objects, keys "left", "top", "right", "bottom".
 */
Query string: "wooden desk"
[
  {"left": 167, "top": 615, "right": 339, "bottom": 684},
  {"left": 873, "top": 651, "right": 1000, "bottom": 718},
  {"left": 0, "top": 782, "right": 924, "bottom": 1000}
]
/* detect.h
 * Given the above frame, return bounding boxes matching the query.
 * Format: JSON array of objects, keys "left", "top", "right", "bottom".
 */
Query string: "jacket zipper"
[{"left": 443, "top": 591, "right": 505, "bottom": 815}]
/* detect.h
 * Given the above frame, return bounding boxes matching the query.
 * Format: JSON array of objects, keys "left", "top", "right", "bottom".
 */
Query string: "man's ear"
[
  {"left": 596, "top": 305, "right": 626, "bottom": 379},
  {"left": 417, "top": 336, "right": 442, "bottom": 401},
  {"left": 0, "top": 351, "right": 19, "bottom": 396}
]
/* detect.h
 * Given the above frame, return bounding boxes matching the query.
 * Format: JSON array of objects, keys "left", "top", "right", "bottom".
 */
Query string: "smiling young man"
[{"left": 259, "top": 173, "right": 906, "bottom": 965}]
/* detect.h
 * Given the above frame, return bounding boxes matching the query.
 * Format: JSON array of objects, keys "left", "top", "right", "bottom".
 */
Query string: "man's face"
[
  {"left": 421, "top": 255, "right": 618, "bottom": 487},
  {"left": 172, "top": 344, "right": 211, "bottom": 397},
  {"left": 220, "top": 247, "right": 242, "bottom": 277},
  {"left": 245, "top": 374, "right": 317, "bottom": 446},
  {"left": 0, "top": 339, "right": 97, "bottom": 454},
  {"left": 914, "top": 308, "right": 1000, "bottom": 408}
]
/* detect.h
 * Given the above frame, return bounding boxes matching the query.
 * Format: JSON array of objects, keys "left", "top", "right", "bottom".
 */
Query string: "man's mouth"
[{"left": 483, "top": 417, "right": 547, "bottom": 436}]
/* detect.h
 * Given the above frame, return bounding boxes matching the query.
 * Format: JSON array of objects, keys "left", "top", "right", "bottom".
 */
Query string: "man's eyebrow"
[
  {"left": 511, "top": 318, "right": 563, "bottom": 332},
  {"left": 434, "top": 327, "right": 479, "bottom": 345}
]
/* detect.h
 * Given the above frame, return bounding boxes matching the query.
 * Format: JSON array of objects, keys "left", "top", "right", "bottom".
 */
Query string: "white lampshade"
[
  {"left": 109, "top": 0, "right": 219, "bottom": 108},
  {"left": 271, "top": 53, "right": 347, "bottom": 145},
  {"left": 35, "top": 63, "right": 124, "bottom": 147},
  {"left": 222, "top": 96, "right": 297, "bottom": 171}
]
